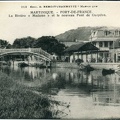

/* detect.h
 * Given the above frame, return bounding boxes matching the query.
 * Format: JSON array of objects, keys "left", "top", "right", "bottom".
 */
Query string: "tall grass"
[{"left": 0, "top": 71, "right": 62, "bottom": 119}]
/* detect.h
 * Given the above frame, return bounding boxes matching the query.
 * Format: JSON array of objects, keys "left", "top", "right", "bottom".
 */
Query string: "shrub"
[{"left": 0, "top": 71, "right": 63, "bottom": 119}]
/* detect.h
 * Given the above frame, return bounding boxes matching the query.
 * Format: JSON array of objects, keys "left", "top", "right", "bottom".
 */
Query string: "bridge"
[{"left": 0, "top": 48, "right": 53, "bottom": 61}]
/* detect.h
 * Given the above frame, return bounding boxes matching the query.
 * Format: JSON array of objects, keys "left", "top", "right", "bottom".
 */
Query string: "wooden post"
[
  {"left": 69, "top": 53, "right": 71, "bottom": 62},
  {"left": 113, "top": 40, "right": 115, "bottom": 63},
  {"left": 86, "top": 51, "right": 88, "bottom": 62},
  {"left": 97, "top": 51, "right": 98, "bottom": 63},
  {"left": 81, "top": 51, "right": 83, "bottom": 60},
  {"left": 73, "top": 53, "right": 75, "bottom": 63},
  {"left": 77, "top": 52, "right": 79, "bottom": 60},
  {"left": 116, "top": 51, "right": 117, "bottom": 63},
  {"left": 91, "top": 51, "right": 92, "bottom": 62}
]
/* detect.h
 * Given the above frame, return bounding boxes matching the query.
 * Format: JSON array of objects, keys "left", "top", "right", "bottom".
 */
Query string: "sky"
[{"left": 0, "top": 1, "right": 120, "bottom": 44}]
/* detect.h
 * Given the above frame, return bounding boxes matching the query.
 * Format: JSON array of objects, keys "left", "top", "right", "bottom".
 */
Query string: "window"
[
  {"left": 104, "top": 41, "right": 108, "bottom": 47},
  {"left": 104, "top": 31, "right": 111, "bottom": 36},
  {"left": 99, "top": 42, "right": 103, "bottom": 47},
  {"left": 119, "top": 41, "right": 120, "bottom": 47},
  {"left": 110, "top": 41, "right": 113, "bottom": 47},
  {"left": 115, "top": 30, "right": 119, "bottom": 36},
  {"left": 104, "top": 31, "right": 107, "bottom": 36},
  {"left": 118, "top": 56, "right": 120, "bottom": 62},
  {"left": 99, "top": 53, "right": 103, "bottom": 57}
]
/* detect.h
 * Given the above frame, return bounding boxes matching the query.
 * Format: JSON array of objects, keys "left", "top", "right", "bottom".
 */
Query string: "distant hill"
[{"left": 55, "top": 26, "right": 108, "bottom": 42}]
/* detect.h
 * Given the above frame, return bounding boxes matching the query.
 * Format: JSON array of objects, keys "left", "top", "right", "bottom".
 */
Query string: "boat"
[
  {"left": 18, "top": 62, "right": 29, "bottom": 67},
  {"left": 79, "top": 64, "right": 94, "bottom": 72},
  {"left": 102, "top": 68, "right": 115, "bottom": 76},
  {"left": 0, "top": 61, "right": 11, "bottom": 66}
]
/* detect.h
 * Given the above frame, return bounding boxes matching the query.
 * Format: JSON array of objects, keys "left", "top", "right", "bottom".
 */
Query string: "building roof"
[
  {"left": 95, "top": 27, "right": 120, "bottom": 31},
  {"left": 64, "top": 42, "right": 99, "bottom": 53},
  {"left": 92, "top": 38, "right": 120, "bottom": 42},
  {"left": 93, "top": 26, "right": 120, "bottom": 31},
  {"left": 61, "top": 41, "right": 89, "bottom": 47}
]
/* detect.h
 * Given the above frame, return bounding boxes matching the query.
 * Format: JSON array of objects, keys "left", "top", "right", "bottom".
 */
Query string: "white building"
[
  {"left": 64, "top": 42, "right": 99, "bottom": 63},
  {"left": 90, "top": 28, "right": 120, "bottom": 62}
]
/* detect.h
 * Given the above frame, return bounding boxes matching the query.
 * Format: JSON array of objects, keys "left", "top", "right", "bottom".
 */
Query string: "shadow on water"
[{"left": 1, "top": 66, "right": 120, "bottom": 118}]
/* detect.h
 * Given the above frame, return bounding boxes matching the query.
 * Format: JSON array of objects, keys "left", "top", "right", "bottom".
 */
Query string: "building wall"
[{"left": 93, "top": 41, "right": 113, "bottom": 51}]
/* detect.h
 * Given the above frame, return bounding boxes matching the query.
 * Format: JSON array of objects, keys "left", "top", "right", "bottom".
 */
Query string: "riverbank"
[
  {"left": 52, "top": 62, "right": 79, "bottom": 69},
  {"left": 89, "top": 63, "right": 120, "bottom": 69},
  {"left": 0, "top": 71, "right": 61, "bottom": 119},
  {"left": 52, "top": 62, "right": 120, "bottom": 70}
]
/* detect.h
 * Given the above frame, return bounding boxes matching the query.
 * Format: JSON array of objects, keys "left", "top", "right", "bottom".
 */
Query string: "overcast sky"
[{"left": 0, "top": 1, "right": 120, "bottom": 44}]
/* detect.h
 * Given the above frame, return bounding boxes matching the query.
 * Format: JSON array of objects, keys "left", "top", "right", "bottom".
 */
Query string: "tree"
[
  {"left": 6, "top": 44, "right": 12, "bottom": 49},
  {"left": 12, "top": 36, "right": 35, "bottom": 48},
  {"left": 0, "top": 39, "right": 10, "bottom": 48},
  {"left": 33, "top": 36, "right": 66, "bottom": 56}
]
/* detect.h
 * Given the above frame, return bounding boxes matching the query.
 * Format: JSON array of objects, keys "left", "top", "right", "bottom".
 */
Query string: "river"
[{"left": 1, "top": 65, "right": 120, "bottom": 119}]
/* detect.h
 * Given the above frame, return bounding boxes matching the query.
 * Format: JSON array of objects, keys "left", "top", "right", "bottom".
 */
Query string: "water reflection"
[
  {"left": 92, "top": 73, "right": 120, "bottom": 106},
  {"left": 1, "top": 66, "right": 120, "bottom": 118}
]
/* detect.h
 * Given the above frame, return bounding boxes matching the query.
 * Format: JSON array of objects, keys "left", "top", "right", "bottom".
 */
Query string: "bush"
[{"left": 0, "top": 72, "right": 62, "bottom": 119}]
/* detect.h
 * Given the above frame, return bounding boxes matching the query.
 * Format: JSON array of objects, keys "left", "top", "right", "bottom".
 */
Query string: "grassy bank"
[{"left": 0, "top": 71, "right": 62, "bottom": 119}]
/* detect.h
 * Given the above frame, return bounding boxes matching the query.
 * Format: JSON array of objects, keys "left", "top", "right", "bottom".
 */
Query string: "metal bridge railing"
[
  {"left": 31, "top": 48, "right": 52, "bottom": 60},
  {"left": 0, "top": 48, "right": 29, "bottom": 53},
  {"left": 0, "top": 48, "right": 52, "bottom": 60}
]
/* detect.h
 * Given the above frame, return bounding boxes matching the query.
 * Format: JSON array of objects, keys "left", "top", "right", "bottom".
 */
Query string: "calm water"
[{"left": 1, "top": 65, "right": 120, "bottom": 119}]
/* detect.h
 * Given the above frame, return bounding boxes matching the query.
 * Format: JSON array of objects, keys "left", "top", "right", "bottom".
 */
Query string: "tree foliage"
[
  {"left": 33, "top": 36, "right": 66, "bottom": 55},
  {"left": 4, "top": 36, "right": 66, "bottom": 56},
  {"left": 0, "top": 39, "right": 10, "bottom": 49},
  {"left": 13, "top": 36, "right": 35, "bottom": 48}
]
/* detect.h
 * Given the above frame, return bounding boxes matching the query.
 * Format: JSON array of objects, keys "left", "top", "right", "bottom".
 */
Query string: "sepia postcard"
[{"left": 0, "top": 1, "right": 120, "bottom": 119}]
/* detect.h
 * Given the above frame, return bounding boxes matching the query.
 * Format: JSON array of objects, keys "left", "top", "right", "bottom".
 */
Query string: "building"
[
  {"left": 64, "top": 27, "right": 120, "bottom": 65},
  {"left": 90, "top": 28, "right": 120, "bottom": 62},
  {"left": 64, "top": 42, "right": 99, "bottom": 63}
]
